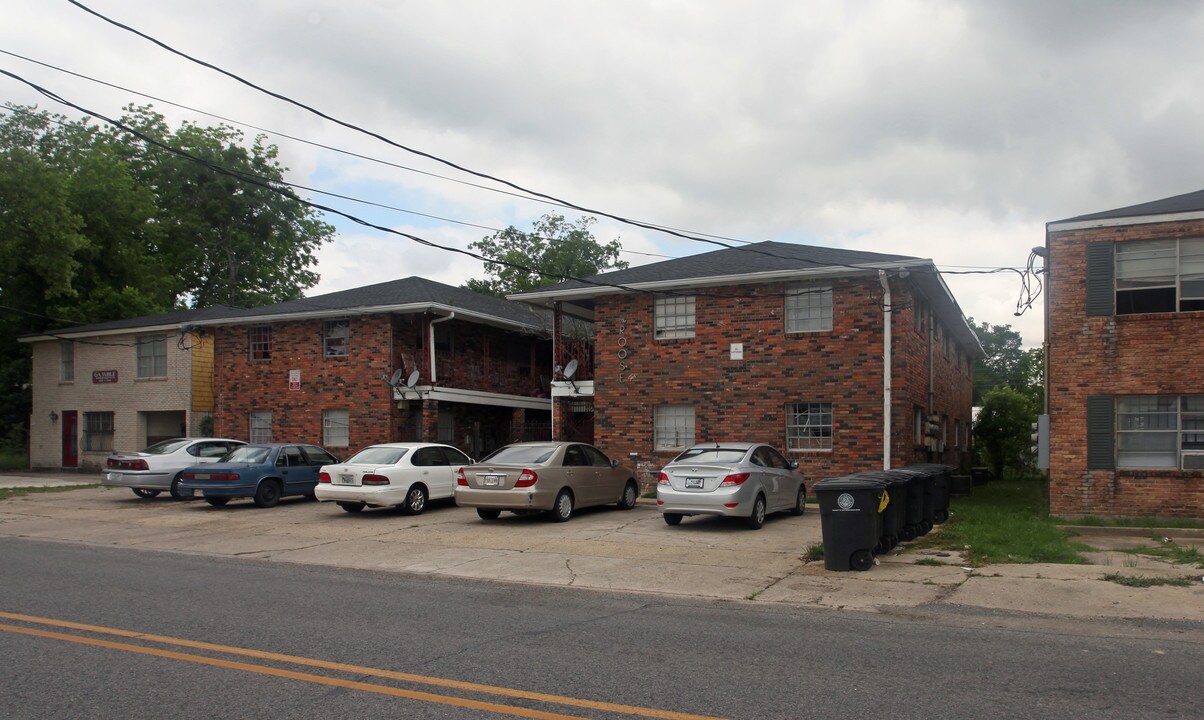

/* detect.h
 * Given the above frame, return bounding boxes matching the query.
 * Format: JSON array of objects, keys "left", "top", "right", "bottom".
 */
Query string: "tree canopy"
[
  {"left": 463, "top": 213, "right": 628, "bottom": 298},
  {"left": 0, "top": 103, "right": 335, "bottom": 450},
  {"left": 970, "top": 319, "right": 1043, "bottom": 408}
]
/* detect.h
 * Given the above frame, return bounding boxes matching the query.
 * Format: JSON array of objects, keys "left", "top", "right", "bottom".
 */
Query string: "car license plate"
[
  {"left": 106, "top": 472, "right": 120, "bottom": 482},
  {"left": 685, "top": 477, "right": 704, "bottom": 489},
  {"left": 483, "top": 475, "right": 501, "bottom": 486},
  {"left": 337, "top": 474, "right": 355, "bottom": 485}
]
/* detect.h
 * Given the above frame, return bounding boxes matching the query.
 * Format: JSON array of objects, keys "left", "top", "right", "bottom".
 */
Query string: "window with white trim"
[
  {"left": 249, "top": 411, "right": 273, "bottom": 444},
  {"left": 1115, "top": 237, "right": 1204, "bottom": 314},
  {"left": 1116, "top": 395, "right": 1204, "bottom": 469},
  {"left": 136, "top": 335, "right": 167, "bottom": 378},
  {"left": 654, "top": 296, "right": 695, "bottom": 339},
  {"left": 787, "top": 402, "right": 833, "bottom": 451},
  {"left": 249, "top": 326, "right": 272, "bottom": 361},
  {"left": 323, "top": 409, "right": 350, "bottom": 447},
  {"left": 60, "top": 340, "right": 74, "bottom": 382},
  {"left": 785, "top": 284, "right": 832, "bottom": 333},
  {"left": 83, "top": 411, "right": 114, "bottom": 451},
  {"left": 654, "top": 405, "right": 695, "bottom": 450},
  {"left": 323, "top": 319, "right": 349, "bottom": 357}
]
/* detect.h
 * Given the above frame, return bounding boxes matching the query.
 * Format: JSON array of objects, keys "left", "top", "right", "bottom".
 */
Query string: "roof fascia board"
[
  {"left": 1048, "top": 209, "right": 1204, "bottom": 233},
  {"left": 190, "top": 302, "right": 544, "bottom": 333},
  {"left": 19, "top": 323, "right": 186, "bottom": 343}
]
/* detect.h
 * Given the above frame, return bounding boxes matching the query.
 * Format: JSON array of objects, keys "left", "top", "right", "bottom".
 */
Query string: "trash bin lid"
[{"left": 813, "top": 476, "right": 882, "bottom": 492}]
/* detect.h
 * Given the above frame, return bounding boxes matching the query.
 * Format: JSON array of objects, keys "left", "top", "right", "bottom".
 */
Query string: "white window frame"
[
  {"left": 786, "top": 401, "right": 833, "bottom": 452},
  {"left": 136, "top": 335, "right": 167, "bottom": 378},
  {"left": 785, "top": 284, "right": 833, "bottom": 334},
  {"left": 60, "top": 340, "right": 74, "bottom": 382},
  {"left": 1115, "top": 237, "right": 1204, "bottom": 314},
  {"left": 249, "top": 411, "right": 273, "bottom": 444},
  {"left": 323, "top": 319, "right": 349, "bottom": 357},
  {"left": 323, "top": 409, "right": 350, "bottom": 448},
  {"left": 83, "top": 411, "right": 114, "bottom": 451},
  {"left": 1116, "top": 395, "right": 1204, "bottom": 469},
  {"left": 654, "top": 405, "right": 695, "bottom": 450},
  {"left": 654, "top": 296, "right": 695, "bottom": 339}
]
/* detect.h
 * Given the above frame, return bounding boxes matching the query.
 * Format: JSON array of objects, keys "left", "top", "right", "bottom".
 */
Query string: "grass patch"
[
  {"left": 640, "top": 491, "right": 657, "bottom": 499},
  {"left": 910, "top": 478, "right": 1089, "bottom": 566},
  {"left": 913, "top": 557, "right": 945, "bottom": 567},
  {"left": 1115, "top": 541, "right": 1204, "bottom": 569},
  {"left": 0, "top": 450, "right": 28, "bottom": 472},
  {"left": 1068, "top": 515, "right": 1204, "bottom": 530},
  {"left": 1102, "top": 573, "right": 1194, "bottom": 588},
  {"left": 804, "top": 543, "right": 824, "bottom": 561},
  {"left": 0, "top": 484, "right": 100, "bottom": 502}
]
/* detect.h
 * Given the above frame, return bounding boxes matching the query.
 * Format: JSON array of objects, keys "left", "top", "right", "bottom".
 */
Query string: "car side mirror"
[
  {"left": 611, "top": 459, "right": 620, "bottom": 468},
  {"left": 789, "top": 460, "right": 799, "bottom": 469}
]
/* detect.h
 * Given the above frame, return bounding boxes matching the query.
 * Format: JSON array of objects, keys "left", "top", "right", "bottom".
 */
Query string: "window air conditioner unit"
[{"left": 1182, "top": 452, "right": 1204, "bottom": 470}]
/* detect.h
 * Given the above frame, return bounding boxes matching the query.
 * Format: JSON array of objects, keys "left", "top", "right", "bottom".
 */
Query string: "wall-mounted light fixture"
[{"left": 48, "top": 411, "right": 59, "bottom": 422}]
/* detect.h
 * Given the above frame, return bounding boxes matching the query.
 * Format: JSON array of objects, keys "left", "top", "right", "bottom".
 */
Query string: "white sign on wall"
[
  {"left": 288, "top": 369, "right": 300, "bottom": 391},
  {"left": 730, "top": 343, "right": 744, "bottom": 360}
]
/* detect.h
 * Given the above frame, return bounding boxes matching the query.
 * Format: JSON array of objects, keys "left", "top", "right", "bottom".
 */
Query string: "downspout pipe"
[
  {"left": 879, "top": 271, "right": 892, "bottom": 471},
  {"left": 429, "top": 312, "right": 455, "bottom": 384}
]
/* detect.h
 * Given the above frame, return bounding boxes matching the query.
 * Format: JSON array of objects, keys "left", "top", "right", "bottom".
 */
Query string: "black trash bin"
[
  {"left": 888, "top": 469, "right": 924, "bottom": 541},
  {"left": 813, "top": 476, "right": 885, "bottom": 571},
  {"left": 896, "top": 467, "right": 935, "bottom": 536},
  {"left": 971, "top": 467, "right": 991, "bottom": 486},
  {"left": 908, "top": 464, "right": 953, "bottom": 524},
  {"left": 950, "top": 474, "right": 973, "bottom": 498},
  {"left": 858, "top": 471, "right": 907, "bottom": 553}
]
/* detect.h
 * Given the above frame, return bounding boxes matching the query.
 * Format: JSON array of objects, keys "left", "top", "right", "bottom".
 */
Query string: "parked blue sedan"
[{"left": 179, "top": 443, "right": 339, "bottom": 508}]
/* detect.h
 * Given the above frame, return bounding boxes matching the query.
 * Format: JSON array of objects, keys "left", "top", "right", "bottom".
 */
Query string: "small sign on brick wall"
[
  {"left": 288, "top": 369, "right": 301, "bottom": 391},
  {"left": 92, "top": 370, "right": 118, "bottom": 384}
]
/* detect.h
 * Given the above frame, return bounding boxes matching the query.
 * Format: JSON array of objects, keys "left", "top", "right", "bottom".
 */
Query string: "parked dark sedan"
[{"left": 178, "top": 443, "right": 339, "bottom": 508}]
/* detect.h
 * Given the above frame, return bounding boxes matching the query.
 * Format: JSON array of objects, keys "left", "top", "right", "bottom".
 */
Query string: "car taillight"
[
  {"left": 362, "top": 474, "right": 390, "bottom": 486},
  {"left": 181, "top": 473, "right": 196, "bottom": 480},
  {"left": 515, "top": 469, "right": 538, "bottom": 487},
  {"left": 719, "top": 473, "right": 750, "bottom": 487},
  {"left": 657, "top": 472, "right": 670, "bottom": 485},
  {"left": 318, "top": 472, "right": 331, "bottom": 483},
  {"left": 209, "top": 473, "right": 240, "bottom": 482},
  {"left": 456, "top": 468, "right": 468, "bottom": 486},
  {"left": 109, "top": 459, "right": 148, "bottom": 471}
]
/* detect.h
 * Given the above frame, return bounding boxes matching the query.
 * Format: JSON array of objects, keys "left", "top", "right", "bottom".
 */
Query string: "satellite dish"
[
  {"left": 389, "top": 369, "right": 404, "bottom": 387},
  {"left": 406, "top": 370, "right": 421, "bottom": 388},
  {"left": 563, "top": 359, "right": 578, "bottom": 380}
]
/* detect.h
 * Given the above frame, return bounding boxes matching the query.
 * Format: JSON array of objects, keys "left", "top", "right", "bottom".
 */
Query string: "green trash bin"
[{"left": 813, "top": 476, "right": 885, "bottom": 571}]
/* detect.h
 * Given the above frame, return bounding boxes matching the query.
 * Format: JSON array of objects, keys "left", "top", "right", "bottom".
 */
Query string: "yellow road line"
[{"left": 0, "top": 612, "right": 726, "bottom": 720}]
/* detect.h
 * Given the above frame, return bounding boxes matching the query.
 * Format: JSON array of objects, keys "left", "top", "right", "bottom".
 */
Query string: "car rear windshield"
[
  {"left": 142, "top": 439, "right": 191, "bottom": 455},
  {"left": 673, "top": 448, "right": 748, "bottom": 464},
  {"left": 344, "top": 447, "right": 409, "bottom": 465},
  {"left": 223, "top": 446, "right": 272, "bottom": 464},
  {"left": 481, "top": 445, "right": 558, "bottom": 465}
]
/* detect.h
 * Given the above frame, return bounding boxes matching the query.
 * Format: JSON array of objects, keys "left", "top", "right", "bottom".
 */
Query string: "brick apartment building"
[
  {"left": 20, "top": 307, "right": 231, "bottom": 470},
  {"left": 193, "top": 277, "right": 555, "bottom": 460},
  {"left": 1046, "top": 190, "right": 1204, "bottom": 518},
  {"left": 515, "top": 241, "right": 980, "bottom": 488}
]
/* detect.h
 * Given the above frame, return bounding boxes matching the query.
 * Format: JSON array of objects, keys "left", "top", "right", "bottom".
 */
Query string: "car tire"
[
  {"left": 746, "top": 494, "right": 767, "bottom": 530},
  {"left": 617, "top": 480, "right": 638, "bottom": 510},
  {"left": 205, "top": 497, "right": 230, "bottom": 507},
  {"left": 790, "top": 486, "right": 806, "bottom": 516},
  {"left": 548, "top": 489, "right": 573, "bottom": 523},
  {"left": 400, "top": 484, "right": 428, "bottom": 515},
  {"left": 169, "top": 474, "right": 190, "bottom": 500},
  {"left": 132, "top": 488, "right": 161, "bottom": 499},
  {"left": 663, "top": 513, "right": 683, "bottom": 526},
  {"left": 476, "top": 508, "right": 501, "bottom": 520},
  {"left": 253, "top": 479, "right": 282, "bottom": 508},
  {"left": 338, "top": 501, "right": 365, "bottom": 513}
]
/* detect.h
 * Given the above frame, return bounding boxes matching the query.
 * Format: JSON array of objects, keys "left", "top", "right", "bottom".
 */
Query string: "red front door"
[{"left": 61, "top": 410, "right": 78, "bottom": 467}]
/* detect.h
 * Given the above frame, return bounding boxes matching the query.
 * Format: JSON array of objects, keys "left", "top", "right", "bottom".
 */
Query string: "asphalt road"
[{"left": 1, "top": 538, "right": 1201, "bottom": 719}]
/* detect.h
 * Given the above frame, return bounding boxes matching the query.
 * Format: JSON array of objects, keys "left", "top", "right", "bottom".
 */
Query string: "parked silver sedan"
[
  {"left": 102, "top": 437, "right": 246, "bottom": 499},
  {"left": 454, "top": 442, "right": 639, "bottom": 522},
  {"left": 656, "top": 443, "right": 806, "bottom": 529}
]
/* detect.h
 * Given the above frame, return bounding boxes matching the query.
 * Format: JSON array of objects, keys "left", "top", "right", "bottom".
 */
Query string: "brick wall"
[
  {"left": 591, "top": 277, "right": 974, "bottom": 489},
  {"left": 1048, "top": 220, "right": 1204, "bottom": 518}
]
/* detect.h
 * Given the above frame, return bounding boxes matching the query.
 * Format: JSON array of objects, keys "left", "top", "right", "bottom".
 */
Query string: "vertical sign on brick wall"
[{"left": 288, "top": 369, "right": 300, "bottom": 391}]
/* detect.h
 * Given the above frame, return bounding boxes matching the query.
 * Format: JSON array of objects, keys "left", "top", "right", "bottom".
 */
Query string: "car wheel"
[
  {"left": 663, "top": 513, "right": 683, "bottom": 526},
  {"left": 746, "top": 494, "right": 767, "bottom": 530},
  {"left": 790, "top": 486, "right": 806, "bottom": 516},
  {"left": 617, "top": 480, "right": 638, "bottom": 510},
  {"left": 548, "top": 489, "right": 573, "bottom": 523},
  {"left": 400, "top": 484, "right": 428, "bottom": 515},
  {"left": 850, "top": 549, "right": 875, "bottom": 572},
  {"left": 476, "top": 508, "right": 501, "bottom": 520},
  {"left": 132, "top": 488, "right": 161, "bottom": 499},
  {"left": 253, "top": 479, "right": 282, "bottom": 508},
  {"left": 169, "top": 474, "right": 190, "bottom": 500},
  {"left": 205, "top": 497, "right": 230, "bottom": 507},
  {"left": 337, "top": 501, "right": 365, "bottom": 513}
]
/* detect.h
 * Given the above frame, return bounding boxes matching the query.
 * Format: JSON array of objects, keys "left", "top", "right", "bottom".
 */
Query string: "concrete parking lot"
[{"left": 1, "top": 475, "right": 1201, "bottom": 622}]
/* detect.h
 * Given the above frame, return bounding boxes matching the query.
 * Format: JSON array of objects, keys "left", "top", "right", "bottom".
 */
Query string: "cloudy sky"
[{"left": 6, "top": 1, "right": 1204, "bottom": 347}]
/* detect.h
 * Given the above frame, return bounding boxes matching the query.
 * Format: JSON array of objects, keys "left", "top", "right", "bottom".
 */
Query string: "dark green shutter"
[
  {"left": 1085, "top": 242, "right": 1115, "bottom": 317},
  {"left": 1086, "top": 395, "right": 1115, "bottom": 469}
]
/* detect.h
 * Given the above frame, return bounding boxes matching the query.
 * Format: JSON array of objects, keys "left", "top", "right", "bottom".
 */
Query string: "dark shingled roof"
[
  {"left": 1053, "top": 188, "right": 1204, "bottom": 224},
  {"left": 514, "top": 241, "right": 919, "bottom": 296},
  {"left": 19, "top": 305, "right": 241, "bottom": 340}
]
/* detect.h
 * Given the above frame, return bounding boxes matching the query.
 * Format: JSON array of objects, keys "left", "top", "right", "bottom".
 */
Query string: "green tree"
[
  {"left": 973, "top": 386, "right": 1041, "bottom": 481},
  {"left": 464, "top": 213, "right": 628, "bottom": 297}
]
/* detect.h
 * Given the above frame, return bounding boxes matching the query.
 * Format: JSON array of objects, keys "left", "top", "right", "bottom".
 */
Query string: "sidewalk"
[
  {"left": 1, "top": 482, "right": 1201, "bottom": 623},
  {"left": 0, "top": 470, "right": 99, "bottom": 489}
]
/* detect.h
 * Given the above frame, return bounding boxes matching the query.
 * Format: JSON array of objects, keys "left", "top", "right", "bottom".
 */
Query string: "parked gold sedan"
[{"left": 454, "top": 442, "right": 639, "bottom": 522}]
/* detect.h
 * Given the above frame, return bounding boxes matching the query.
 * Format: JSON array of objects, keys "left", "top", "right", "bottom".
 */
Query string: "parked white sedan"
[
  {"left": 102, "top": 437, "right": 246, "bottom": 499},
  {"left": 316, "top": 442, "right": 473, "bottom": 514}
]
